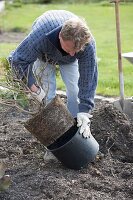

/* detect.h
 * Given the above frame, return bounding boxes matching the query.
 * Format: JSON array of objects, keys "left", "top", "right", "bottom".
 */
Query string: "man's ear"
[{"left": 59, "top": 32, "right": 61, "bottom": 39}]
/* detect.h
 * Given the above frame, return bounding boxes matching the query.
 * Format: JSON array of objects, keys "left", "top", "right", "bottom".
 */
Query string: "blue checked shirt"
[{"left": 8, "top": 10, "right": 98, "bottom": 113}]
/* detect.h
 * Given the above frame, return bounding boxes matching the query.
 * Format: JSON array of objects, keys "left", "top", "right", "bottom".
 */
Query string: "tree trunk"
[{"left": 24, "top": 95, "right": 75, "bottom": 146}]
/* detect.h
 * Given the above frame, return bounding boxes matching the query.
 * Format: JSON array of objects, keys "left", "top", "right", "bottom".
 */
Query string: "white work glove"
[
  {"left": 31, "top": 87, "right": 46, "bottom": 103},
  {"left": 77, "top": 112, "right": 92, "bottom": 138}
]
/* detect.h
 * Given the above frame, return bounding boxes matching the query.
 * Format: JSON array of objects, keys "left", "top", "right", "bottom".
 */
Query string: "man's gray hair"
[{"left": 60, "top": 17, "right": 91, "bottom": 50}]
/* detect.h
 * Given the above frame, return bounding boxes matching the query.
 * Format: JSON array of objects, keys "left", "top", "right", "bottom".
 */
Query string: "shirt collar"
[{"left": 46, "top": 26, "right": 68, "bottom": 56}]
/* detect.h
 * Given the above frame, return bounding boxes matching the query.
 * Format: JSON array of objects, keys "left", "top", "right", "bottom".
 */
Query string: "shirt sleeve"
[
  {"left": 77, "top": 39, "right": 98, "bottom": 113},
  {"left": 8, "top": 30, "right": 47, "bottom": 88}
]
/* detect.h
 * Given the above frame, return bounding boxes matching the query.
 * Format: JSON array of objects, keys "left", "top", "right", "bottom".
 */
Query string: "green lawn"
[{"left": 0, "top": 3, "right": 133, "bottom": 97}]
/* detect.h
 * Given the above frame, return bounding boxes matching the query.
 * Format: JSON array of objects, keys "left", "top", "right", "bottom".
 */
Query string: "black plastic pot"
[{"left": 47, "top": 123, "right": 99, "bottom": 170}]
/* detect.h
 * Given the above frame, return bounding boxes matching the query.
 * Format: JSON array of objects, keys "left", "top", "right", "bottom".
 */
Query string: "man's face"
[{"left": 59, "top": 33, "right": 79, "bottom": 56}]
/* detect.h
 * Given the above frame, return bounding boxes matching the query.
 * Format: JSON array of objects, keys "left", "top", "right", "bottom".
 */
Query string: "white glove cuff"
[{"left": 32, "top": 87, "right": 45, "bottom": 103}]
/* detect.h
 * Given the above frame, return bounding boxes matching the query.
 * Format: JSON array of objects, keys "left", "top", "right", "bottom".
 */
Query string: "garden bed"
[{"left": 0, "top": 97, "right": 132, "bottom": 200}]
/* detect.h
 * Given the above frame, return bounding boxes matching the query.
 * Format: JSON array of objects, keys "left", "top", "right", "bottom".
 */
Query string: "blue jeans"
[{"left": 33, "top": 59, "right": 79, "bottom": 117}]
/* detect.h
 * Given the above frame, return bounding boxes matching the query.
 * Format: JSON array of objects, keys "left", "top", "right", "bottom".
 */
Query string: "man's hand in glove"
[
  {"left": 77, "top": 112, "right": 92, "bottom": 138},
  {"left": 31, "top": 85, "right": 45, "bottom": 103}
]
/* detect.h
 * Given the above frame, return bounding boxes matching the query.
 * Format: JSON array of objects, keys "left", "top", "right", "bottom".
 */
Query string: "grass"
[
  {"left": 0, "top": 43, "right": 17, "bottom": 57},
  {"left": 0, "top": 3, "right": 133, "bottom": 97}
]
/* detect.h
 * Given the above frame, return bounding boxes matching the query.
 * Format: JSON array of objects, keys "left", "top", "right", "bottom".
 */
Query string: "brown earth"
[
  {"left": 0, "top": 31, "right": 26, "bottom": 43},
  {"left": 0, "top": 97, "right": 133, "bottom": 200},
  {"left": 0, "top": 32, "right": 133, "bottom": 200}
]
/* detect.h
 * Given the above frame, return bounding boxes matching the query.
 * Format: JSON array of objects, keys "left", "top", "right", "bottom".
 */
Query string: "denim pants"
[{"left": 33, "top": 59, "right": 79, "bottom": 117}]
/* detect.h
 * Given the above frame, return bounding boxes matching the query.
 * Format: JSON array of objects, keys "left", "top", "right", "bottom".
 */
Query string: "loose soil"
[
  {"left": 0, "top": 97, "right": 133, "bottom": 200},
  {"left": 0, "top": 32, "right": 133, "bottom": 200}
]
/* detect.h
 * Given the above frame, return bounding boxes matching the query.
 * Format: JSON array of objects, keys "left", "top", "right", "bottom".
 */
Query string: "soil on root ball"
[{"left": 0, "top": 99, "right": 133, "bottom": 200}]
